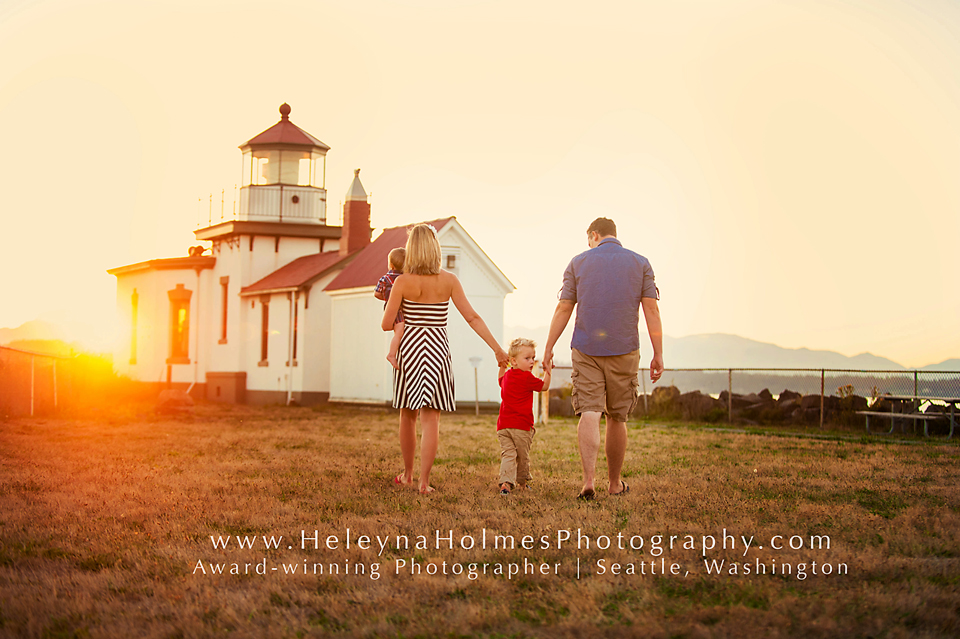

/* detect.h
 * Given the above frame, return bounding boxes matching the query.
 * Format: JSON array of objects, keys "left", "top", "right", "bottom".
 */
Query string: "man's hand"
[
  {"left": 649, "top": 354, "right": 664, "bottom": 383},
  {"left": 541, "top": 347, "right": 554, "bottom": 372}
]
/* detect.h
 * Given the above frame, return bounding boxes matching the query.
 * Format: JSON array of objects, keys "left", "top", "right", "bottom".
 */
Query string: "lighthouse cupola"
[{"left": 237, "top": 103, "right": 330, "bottom": 223}]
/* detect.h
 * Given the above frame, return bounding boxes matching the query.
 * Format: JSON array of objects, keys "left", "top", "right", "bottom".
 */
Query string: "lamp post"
[{"left": 469, "top": 356, "right": 482, "bottom": 416}]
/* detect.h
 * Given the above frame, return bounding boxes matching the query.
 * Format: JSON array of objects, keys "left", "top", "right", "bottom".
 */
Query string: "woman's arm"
[
  {"left": 381, "top": 276, "right": 405, "bottom": 331},
  {"left": 449, "top": 274, "right": 509, "bottom": 366}
]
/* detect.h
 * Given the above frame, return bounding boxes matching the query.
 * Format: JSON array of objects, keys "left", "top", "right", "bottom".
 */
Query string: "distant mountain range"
[
  {"left": 0, "top": 320, "right": 63, "bottom": 345},
  {"left": 504, "top": 325, "right": 959, "bottom": 372},
  {"left": 2, "top": 319, "right": 957, "bottom": 371}
]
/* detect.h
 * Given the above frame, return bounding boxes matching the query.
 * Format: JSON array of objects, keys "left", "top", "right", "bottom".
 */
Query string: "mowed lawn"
[{"left": 1, "top": 402, "right": 959, "bottom": 638}]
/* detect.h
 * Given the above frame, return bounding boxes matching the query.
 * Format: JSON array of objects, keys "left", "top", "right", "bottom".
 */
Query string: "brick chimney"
[{"left": 340, "top": 169, "right": 372, "bottom": 256}]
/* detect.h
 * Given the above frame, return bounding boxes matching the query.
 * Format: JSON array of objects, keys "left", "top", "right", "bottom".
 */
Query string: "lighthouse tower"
[
  {"left": 237, "top": 102, "right": 329, "bottom": 223},
  {"left": 195, "top": 104, "right": 348, "bottom": 289}
]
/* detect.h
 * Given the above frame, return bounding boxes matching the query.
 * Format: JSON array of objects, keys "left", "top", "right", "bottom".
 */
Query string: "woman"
[{"left": 382, "top": 224, "right": 508, "bottom": 494}]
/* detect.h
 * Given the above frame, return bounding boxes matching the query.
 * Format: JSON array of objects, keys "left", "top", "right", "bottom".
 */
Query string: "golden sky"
[{"left": 1, "top": 0, "right": 958, "bottom": 367}]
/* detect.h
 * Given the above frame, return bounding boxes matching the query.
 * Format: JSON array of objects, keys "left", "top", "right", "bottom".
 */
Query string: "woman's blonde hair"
[{"left": 403, "top": 224, "right": 442, "bottom": 275}]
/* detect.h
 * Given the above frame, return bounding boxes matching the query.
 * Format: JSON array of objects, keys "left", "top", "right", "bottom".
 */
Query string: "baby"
[
  {"left": 374, "top": 247, "right": 406, "bottom": 370},
  {"left": 496, "top": 337, "right": 552, "bottom": 495}
]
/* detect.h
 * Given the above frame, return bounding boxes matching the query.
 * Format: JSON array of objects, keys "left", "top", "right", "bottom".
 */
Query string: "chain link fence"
[
  {"left": 0, "top": 345, "right": 74, "bottom": 417},
  {"left": 549, "top": 366, "right": 960, "bottom": 432}
]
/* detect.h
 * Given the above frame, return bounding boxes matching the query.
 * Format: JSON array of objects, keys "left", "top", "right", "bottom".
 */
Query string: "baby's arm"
[{"left": 498, "top": 361, "right": 508, "bottom": 380}]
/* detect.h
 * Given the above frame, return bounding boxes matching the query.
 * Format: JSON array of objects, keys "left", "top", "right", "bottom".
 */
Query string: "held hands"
[
  {"left": 649, "top": 354, "right": 664, "bottom": 383},
  {"left": 494, "top": 347, "right": 509, "bottom": 368},
  {"left": 541, "top": 347, "right": 554, "bottom": 372}
]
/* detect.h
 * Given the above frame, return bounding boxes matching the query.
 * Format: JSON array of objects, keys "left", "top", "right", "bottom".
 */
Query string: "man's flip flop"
[
  {"left": 576, "top": 488, "right": 595, "bottom": 501},
  {"left": 611, "top": 481, "right": 630, "bottom": 496}
]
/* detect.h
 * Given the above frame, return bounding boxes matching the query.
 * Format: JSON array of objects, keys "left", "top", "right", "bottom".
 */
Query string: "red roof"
[
  {"left": 240, "top": 104, "right": 330, "bottom": 151},
  {"left": 240, "top": 251, "right": 354, "bottom": 295},
  {"left": 325, "top": 218, "right": 453, "bottom": 292}
]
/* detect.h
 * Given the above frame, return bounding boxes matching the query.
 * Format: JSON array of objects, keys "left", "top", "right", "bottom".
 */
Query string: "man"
[{"left": 542, "top": 217, "right": 663, "bottom": 500}]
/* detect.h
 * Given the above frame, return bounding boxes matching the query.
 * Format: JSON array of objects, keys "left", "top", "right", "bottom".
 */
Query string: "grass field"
[{"left": 1, "top": 402, "right": 959, "bottom": 638}]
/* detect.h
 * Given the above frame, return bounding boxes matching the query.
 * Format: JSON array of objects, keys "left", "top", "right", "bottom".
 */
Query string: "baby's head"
[
  {"left": 507, "top": 338, "right": 537, "bottom": 372},
  {"left": 388, "top": 247, "right": 406, "bottom": 272}
]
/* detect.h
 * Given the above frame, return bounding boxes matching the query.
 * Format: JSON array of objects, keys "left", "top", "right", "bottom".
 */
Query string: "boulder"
[
  {"left": 758, "top": 389, "right": 774, "bottom": 402},
  {"left": 719, "top": 392, "right": 756, "bottom": 410},
  {"left": 839, "top": 395, "right": 868, "bottom": 412},
  {"left": 800, "top": 394, "right": 821, "bottom": 410},
  {"left": 778, "top": 399, "right": 799, "bottom": 414},
  {"left": 677, "top": 391, "right": 724, "bottom": 420},
  {"left": 778, "top": 389, "right": 802, "bottom": 404}
]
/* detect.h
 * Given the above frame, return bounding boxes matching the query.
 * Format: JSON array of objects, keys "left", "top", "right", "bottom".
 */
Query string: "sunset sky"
[{"left": 1, "top": 0, "right": 958, "bottom": 367}]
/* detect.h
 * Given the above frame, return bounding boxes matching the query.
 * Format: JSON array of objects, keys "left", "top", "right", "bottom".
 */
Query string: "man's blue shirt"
[{"left": 560, "top": 238, "right": 658, "bottom": 357}]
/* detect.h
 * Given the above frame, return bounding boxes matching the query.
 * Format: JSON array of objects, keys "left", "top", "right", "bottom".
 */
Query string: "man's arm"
[
  {"left": 641, "top": 297, "right": 663, "bottom": 382},
  {"left": 542, "top": 300, "right": 574, "bottom": 370}
]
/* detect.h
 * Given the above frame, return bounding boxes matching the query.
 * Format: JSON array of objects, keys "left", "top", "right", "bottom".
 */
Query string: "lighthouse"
[{"left": 108, "top": 104, "right": 511, "bottom": 407}]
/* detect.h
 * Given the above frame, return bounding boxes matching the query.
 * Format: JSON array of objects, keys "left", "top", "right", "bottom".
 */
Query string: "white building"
[{"left": 108, "top": 104, "right": 513, "bottom": 406}]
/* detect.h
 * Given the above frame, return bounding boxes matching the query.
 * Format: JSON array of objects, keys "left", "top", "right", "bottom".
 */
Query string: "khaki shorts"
[{"left": 571, "top": 349, "right": 641, "bottom": 422}]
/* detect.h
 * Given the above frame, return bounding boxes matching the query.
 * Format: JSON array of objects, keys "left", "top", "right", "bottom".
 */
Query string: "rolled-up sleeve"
[
  {"left": 560, "top": 260, "right": 577, "bottom": 302},
  {"left": 641, "top": 261, "right": 659, "bottom": 300}
]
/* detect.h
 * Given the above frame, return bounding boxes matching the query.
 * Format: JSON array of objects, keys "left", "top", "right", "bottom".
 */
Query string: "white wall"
[
  {"left": 328, "top": 289, "right": 391, "bottom": 403},
  {"left": 300, "top": 272, "right": 338, "bottom": 395},
  {"left": 114, "top": 267, "right": 215, "bottom": 386}
]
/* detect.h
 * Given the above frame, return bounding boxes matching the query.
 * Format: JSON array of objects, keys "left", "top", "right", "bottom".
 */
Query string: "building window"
[
  {"left": 130, "top": 289, "right": 138, "bottom": 365},
  {"left": 219, "top": 276, "right": 229, "bottom": 344},
  {"left": 442, "top": 247, "right": 460, "bottom": 274},
  {"left": 167, "top": 284, "right": 192, "bottom": 364},
  {"left": 259, "top": 298, "right": 269, "bottom": 366}
]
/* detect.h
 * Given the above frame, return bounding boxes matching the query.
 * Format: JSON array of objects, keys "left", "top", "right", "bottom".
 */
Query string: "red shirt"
[{"left": 497, "top": 369, "right": 545, "bottom": 431}]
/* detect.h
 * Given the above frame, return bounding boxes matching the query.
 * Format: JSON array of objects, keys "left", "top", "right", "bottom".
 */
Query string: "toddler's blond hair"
[
  {"left": 507, "top": 337, "right": 536, "bottom": 360},
  {"left": 388, "top": 247, "right": 406, "bottom": 271}
]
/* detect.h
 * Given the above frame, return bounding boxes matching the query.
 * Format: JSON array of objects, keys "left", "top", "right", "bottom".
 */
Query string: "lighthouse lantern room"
[{"left": 237, "top": 103, "right": 330, "bottom": 223}]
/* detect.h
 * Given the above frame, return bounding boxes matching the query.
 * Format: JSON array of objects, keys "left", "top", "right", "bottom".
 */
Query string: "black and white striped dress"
[{"left": 393, "top": 300, "right": 456, "bottom": 412}]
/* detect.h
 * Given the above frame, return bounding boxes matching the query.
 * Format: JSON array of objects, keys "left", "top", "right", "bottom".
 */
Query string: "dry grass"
[{"left": 1, "top": 402, "right": 959, "bottom": 638}]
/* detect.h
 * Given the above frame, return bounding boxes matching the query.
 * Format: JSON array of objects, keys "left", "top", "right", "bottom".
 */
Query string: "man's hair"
[
  {"left": 403, "top": 224, "right": 441, "bottom": 275},
  {"left": 507, "top": 337, "right": 536, "bottom": 359},
  {"left": 388, "top": 247, "right": 406, "bottom": 271},
  {"left": 587, "top": 217, "right": 617, "bottom": 238}
]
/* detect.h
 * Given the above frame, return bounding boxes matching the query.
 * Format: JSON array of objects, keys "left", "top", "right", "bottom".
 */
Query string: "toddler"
[
  {"left": 497, "top": 338, "right": 552, "bottom": 495},
  {"left": 374, "top": 247, "right": 406, "bottom": 370}
]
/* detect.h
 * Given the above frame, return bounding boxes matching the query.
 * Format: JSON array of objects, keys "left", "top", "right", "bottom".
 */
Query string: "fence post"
[
  {"left": 914, "top": 370, "right": 918, "bottom": 398},
  {"left": 728, "top": 369, "right": 733, "bottom": 423},
  {"left": 819, "top": 369, "right": 825, "bottom": 429}
]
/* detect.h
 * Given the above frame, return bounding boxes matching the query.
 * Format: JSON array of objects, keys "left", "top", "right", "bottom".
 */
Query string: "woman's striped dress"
[{"left": 393, "top": 299, "right": 456, "bottom": 411}]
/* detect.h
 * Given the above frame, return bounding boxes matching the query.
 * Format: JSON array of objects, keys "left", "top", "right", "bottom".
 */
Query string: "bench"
[{"left": 856, "top": 411, "right": 945, "bottom": 437}]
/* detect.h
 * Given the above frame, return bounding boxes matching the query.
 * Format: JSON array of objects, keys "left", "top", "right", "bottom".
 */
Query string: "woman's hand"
[
  {"left": 381, "top": 276, "right": 405, "bottom": 331},
  {"left": 494, "top": 347, "right": 509, "bottom": 368}
]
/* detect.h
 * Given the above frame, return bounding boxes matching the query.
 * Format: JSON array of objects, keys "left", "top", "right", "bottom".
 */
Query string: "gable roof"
[
  {"left": 324, "top": 218, "right": 453, "bottom": 292},
  {"left": 240, "top": 251, "right": 356, "bottom": 296}
]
